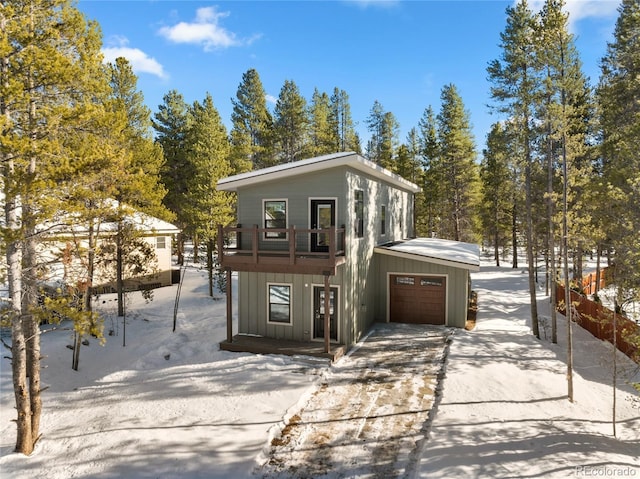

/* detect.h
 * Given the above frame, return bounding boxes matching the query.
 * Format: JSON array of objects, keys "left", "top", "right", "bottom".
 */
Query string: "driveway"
[{"left": 258, "top": 323, "right": 453, "bottom": 478}]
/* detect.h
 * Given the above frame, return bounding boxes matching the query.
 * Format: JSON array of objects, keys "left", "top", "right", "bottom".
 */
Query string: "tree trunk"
[
  {"left": 511, "top": 201, "right": 518, "bottom": 269},
  {"left": 207, "top": 237, "right": 214, "bottom": 297},
  {"left": 525, "top": 160, "right": 540, "bottom": 338}
]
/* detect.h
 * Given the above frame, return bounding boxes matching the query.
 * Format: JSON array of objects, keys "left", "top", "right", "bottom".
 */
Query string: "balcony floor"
[{"left": 219, "top": 334, "right": 347, "bottom": 362}]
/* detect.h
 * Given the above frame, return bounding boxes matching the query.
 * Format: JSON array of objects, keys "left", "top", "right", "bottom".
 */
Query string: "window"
[
  {"left": 380, "top": 205, "right": 386, "bottom": 235},
  {"left": 263, "top": 199, "right": 287, "bottom": 239},
  {"left": 267, "top": 284, "right": 291, "bottom": 324},
  {"left": 421, "top": 278, "right": 444, "bottom": 287},
  {"left": 156, "top": 236, "right": 166, "bottom": 249},
  {"left": 354, "top": 190, "right": 364, "bottom": 238},
  {"left": 395, "top": 276, "right": 415, "bottom": 285}
]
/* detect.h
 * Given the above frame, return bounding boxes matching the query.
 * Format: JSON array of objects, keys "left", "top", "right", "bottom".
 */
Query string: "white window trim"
[
  {"left": 266, "top": 282, "right": 293, "bottom": 326},
  {"left": 263, "top": 198, "right": 288, "bottom": 241}
]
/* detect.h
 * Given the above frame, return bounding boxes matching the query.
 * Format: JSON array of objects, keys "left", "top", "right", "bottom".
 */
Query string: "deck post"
[
  {"left": 226, "top": 268, "right": 232, "bottom": 343},
  {"left": 289, "top": 225, "right": 296, "bottom": 265},
  {"left": 324, "top": 273, "right": 331, "bottom": 354}
]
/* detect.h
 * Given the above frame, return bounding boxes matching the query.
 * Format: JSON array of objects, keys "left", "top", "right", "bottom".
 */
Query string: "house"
[
  {"left": 216, "top": 152, "right": 479, "bottom": 360},
  {"left": 44, "top": 204, "right": 180, "bottom": 292}
]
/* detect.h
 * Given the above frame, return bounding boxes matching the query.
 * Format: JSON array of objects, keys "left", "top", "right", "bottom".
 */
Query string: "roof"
[
  {"left": 217, "top": 152, "right": 421, "bottom": 193},
  {"left": 41, "top": 200, "right": 180, "bottom": 237},
  {"left": 374, "top": 237, "right": 481, "bottom": 272}
]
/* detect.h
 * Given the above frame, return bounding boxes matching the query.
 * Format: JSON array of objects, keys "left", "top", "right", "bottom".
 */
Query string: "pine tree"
[
  {"left": 480, "top": 122, "right": 514, "bottom": 266},
  {"left": 184, "top": 93, "right": 232, "bottom": 296},
  {"left": 417, "top": 106, "right": 443, "bottom": 237},
  {"left": 598, "top": 0, "right": 640, "bottom": 357},
  {"left": 107, "top": 57, "right": 172, "bottom": 318},
  {"left": 598, "top": 0, "right": 640, "bottom": 292},
  {"left": 436, "top": 84, "right": 480, "bottom": 242},
  {"left": 152, "top": 89, "right": 191, "bottom": 264},
  {"left": 537, "top": 0, "right": 593, "bottom": 353},
  {"left": 330, "top": 87, "right": 360, "bottom": 153},
  {"left": 309, "top": 88, "right": 336, "bottom": 156},
  {"left": 488, "top": 0, "right": 542, "bottom": 338},
  {"left": 1, "top": 0, "right": 111, "bottom": 454},
  {"left": 229, "top": 68, "right": 274, "bottom": 170},
  {"left": 273, "top": 79, "right": 308, "bottom": 163}
]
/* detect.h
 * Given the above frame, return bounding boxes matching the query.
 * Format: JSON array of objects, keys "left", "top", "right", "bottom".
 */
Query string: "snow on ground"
[
  {"left": 1, "top": 259, "right": 639, "bottom": 478},
  {"left": 418, "top": 265, "right": 640, "bottom": 479}
]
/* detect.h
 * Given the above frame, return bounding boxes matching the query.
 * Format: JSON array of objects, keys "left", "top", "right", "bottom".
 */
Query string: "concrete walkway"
[{"left": 258, "top": 323, "right": 452, "bottom": 478}]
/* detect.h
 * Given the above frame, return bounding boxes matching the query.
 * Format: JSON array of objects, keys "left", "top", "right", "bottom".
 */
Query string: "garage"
[
  {"left": 374, "top": 238, "right": 480, "bottom": 328},
  {"left": 389, "top": 274, "right": 446, "bottom": 324}
]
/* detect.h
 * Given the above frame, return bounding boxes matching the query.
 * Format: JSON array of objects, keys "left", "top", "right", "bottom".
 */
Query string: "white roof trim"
[
  {"left": 217, "top": 152, "right": 421, "bottom": 193},
  {"left": 375, "top": 237, "right": 481, "bottom": 272}
]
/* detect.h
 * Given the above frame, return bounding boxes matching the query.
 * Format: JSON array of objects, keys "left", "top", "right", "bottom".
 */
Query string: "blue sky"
[{"left": 79, "top": 0, "right": 622, "bottom": 153}]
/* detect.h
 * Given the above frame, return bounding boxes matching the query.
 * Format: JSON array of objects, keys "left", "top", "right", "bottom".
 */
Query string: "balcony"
[{"left": 217, "top": 224, "right": 346, "bottom": 275}]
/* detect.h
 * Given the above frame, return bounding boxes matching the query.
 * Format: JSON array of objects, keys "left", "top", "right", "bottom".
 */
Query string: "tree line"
[{"left": 1, "top": 0, "right": 638, "bottom": 455}]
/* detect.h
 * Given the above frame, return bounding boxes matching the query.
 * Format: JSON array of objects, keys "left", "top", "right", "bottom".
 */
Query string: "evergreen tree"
[
  {"left": 107, "top": 57, "right": 171, "bottom": 318},
  {"left": 537, "top": 0, "right": 593, "bottom": 349},
  {"left": 480, "top": 122, "right": 514, "bottom": 266},
  {"left": 417, "top": 106, "right": 443, "bottom": 237},
  {"left": 152, "top": 89, "right": 191, "bottom": 264},
  {"left": 598, "top": 0, "right": 640, "bottom": 316},
  {"left": 184, "top": 93, "right": 232, "bottom": 295},
  {"left": 273, "top": 79, "right": 308, "bottom": 163},
  {"left": 0, "top": 0, "right": 111, "bottom": 454},
  {"left": 229, "top": 68, "right": 274, "bottom": 170},
  {"left": 330, "top": 87, "right": 360, "bottom": 153},
  {"left": 309, "top": 88, "right": 336, "bottom": 156},
  {"left": 365, "top": 100, "right": 385, "bottom": 163},
  {"left": 488, "top": 0, "right": 542, "bottom": 338},
  {"left": 436, "top": 84, "right": 480, "bottom": 242}
]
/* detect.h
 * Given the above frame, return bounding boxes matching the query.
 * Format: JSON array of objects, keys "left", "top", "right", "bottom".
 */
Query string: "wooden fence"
[
  {"left": 581, "top": 267, "right": 609, "bottom": 296},
  {"left": 556, "top": 284, "right": 639, "bottom": 364}
]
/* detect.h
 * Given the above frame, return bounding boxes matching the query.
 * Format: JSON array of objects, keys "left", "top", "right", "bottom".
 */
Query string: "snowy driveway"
[{"left": 258, "top": 323, "right": 452, "bottom": 478}]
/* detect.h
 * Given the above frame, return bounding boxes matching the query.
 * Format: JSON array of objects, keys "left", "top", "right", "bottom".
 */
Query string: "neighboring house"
[
  {"left": 45, "top": 205, "right": 180, "bottom": 292},
  {"left": 216, "top": 152, "right": 479, "bottom": 359}
]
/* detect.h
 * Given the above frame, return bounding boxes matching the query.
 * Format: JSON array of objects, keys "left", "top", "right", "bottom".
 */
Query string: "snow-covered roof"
[
  {"left": 217, "top": 152, "right": 421, "bottom": 193},
  {"left": 374, "top": 237, "right": 481, "bottom": 271}
]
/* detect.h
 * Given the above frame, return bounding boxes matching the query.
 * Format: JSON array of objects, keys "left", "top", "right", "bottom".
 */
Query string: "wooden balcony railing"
[{"left": 217, "top": 224, "right": 346, "bottom": 275}]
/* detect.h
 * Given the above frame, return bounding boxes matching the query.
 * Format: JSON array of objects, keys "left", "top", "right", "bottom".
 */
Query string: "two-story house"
[{"left": 217, "top": 152, "right": 479, "bottom": 360}]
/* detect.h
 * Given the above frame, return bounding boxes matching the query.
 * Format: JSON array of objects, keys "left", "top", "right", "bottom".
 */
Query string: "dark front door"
[
  {"left": 310, "top": 199, "right": 335, "bottom": 253},
  {"left": 313, "top": 286, "right": 338, "bottom": 341}
]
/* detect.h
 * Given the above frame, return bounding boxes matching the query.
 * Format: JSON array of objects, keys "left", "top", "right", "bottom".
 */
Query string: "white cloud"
[
  {"left": 102, "top": 37, "right": 167, "bottom": 79},
  {"left": 265, "top": 94, "right": 277, "bottom": 105},
  {"left": 158, "top": 6, "right": 251, "bottom": 51},
  {"left": 527, "top": 0, "right": 620, "bottom": 27}
]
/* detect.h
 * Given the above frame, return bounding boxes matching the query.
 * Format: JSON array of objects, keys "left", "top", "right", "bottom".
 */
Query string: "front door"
[
  {"left": 313, "top": 286, "right": 338, "bottom": 341},
  {"left": 310, "top": 199, "right": 335, "bottom": 253}
]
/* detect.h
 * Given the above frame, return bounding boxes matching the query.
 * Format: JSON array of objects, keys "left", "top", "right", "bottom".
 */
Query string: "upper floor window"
[
  {"left": 156, "top": 236, "right": 166, "bottom": 249},
  {"left": 263, "top": 199, "right": 287, "bottom": 239},
  {"left": 354, "top": 190, "right": 364, "bottom": 238},
  {"left": 380, "top": 205, "right": 387, "bottom": 236}
]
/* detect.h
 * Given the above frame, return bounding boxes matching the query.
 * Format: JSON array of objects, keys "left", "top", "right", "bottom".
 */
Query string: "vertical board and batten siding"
[
  {"left": 237, "top": 269, "right": 344, "bottom": 342},
  {"left": 343, "top": 168, "right": 415, "bottom": 346},
  {"left": 236, "top": 167, "right": 347, "bottom": 234},
  {"left": 374, "top": 253, "right": 470, "bottom": 328}
]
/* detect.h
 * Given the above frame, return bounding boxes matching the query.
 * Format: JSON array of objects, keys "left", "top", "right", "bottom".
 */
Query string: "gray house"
[{"left": 216, "top": 152, "right": 479, "bottom": 360}]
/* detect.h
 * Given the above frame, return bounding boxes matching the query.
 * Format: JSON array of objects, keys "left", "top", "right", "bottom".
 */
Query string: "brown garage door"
[{"left": 390, "top": 274, "right": 446, "bottom": 325}]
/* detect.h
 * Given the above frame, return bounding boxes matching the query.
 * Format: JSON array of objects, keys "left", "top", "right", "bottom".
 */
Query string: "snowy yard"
[{"left": 1, "top": 261, "right": 639, "bottom": 478}]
